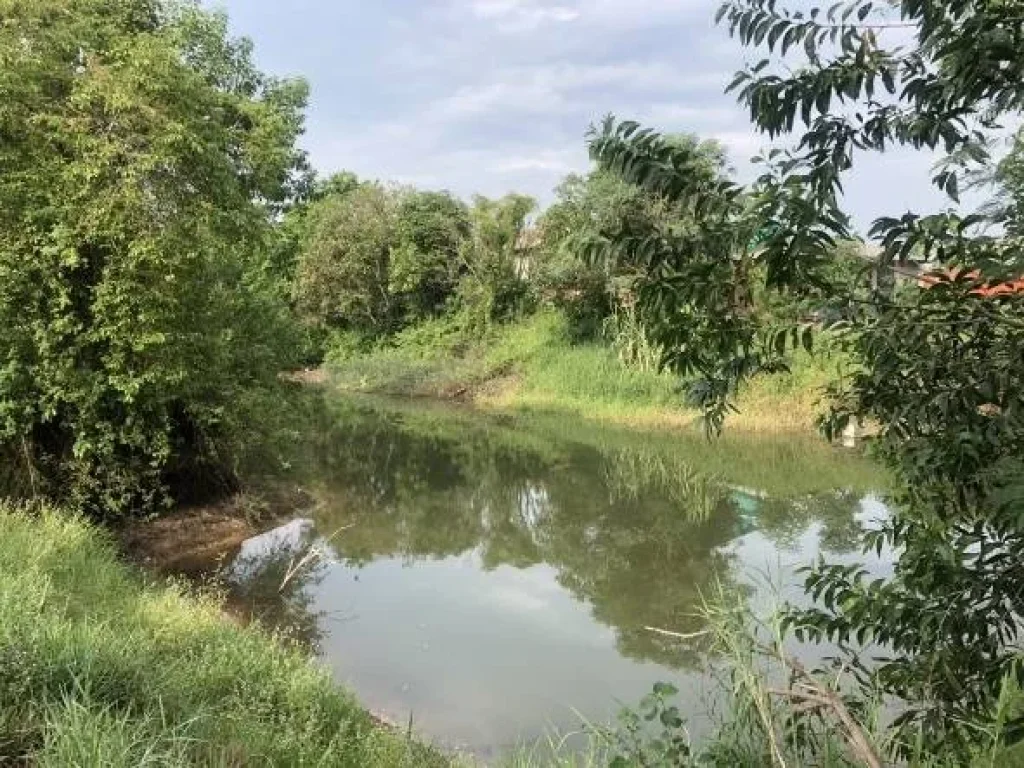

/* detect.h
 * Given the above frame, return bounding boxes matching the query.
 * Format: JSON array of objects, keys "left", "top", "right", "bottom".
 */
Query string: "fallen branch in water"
[
  {"left": 279, "top": 524, "right": 354, "bottom": 592},
  {"left": 766, "top": 652, "right": 883, "bottom": 768},
  {"left": 643, "top": 620, "right": 883, "bottom": 768}
]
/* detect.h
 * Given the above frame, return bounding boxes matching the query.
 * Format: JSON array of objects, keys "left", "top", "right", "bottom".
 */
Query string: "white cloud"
[
  {"left": 465, "top": 0, "right": 710, "bottom": 33},
  {"left": 533, "top": 61, "right": 699, "bottom": 91},
  {"left": 636, "top": 103, "right": 739, "bottom": 128},
  {"left": 218, "top": 0, "right": 966, "bottom": 233},
  {"left": 426, "top": 62, "right": 729, "bottom": 124},
  {"left": 585, "top": 0, "right": 710, "bottom": 25},
  {"left": 469, "top": 0, "right": 580, "bottom": 31},
  {"left": 492, "top": 150, "right": 577, "bottom": 174},
  {"left": 712, "top": 130, "right": 765, "bottom": 163},
  {"left": 432, "top": 80, "right": 571, "bottom": 118},
  {"left": 306, "top": 116, "right": 589, "bottom": 206}
]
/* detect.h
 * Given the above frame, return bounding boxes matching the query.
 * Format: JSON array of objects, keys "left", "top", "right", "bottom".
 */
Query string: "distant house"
[
  {"left": 853, "top": 245, "right": 1024, "bottom": 296},
  {"left": 917, "top": 268, "right": 1024, "bottom": 297}
]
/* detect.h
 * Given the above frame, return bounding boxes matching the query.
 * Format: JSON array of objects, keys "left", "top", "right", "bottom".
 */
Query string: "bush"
[
  {"left": 532, "top": 259, "right": 612, "bottom": 342},
  {"left": 0, "top": 1, "right": 307, "bottom": 517},
  {"left": 389, "top": 312, "right": 479, "bottom": 361},
  {"left": 293, "top": 184, "right": 398, "bottom": 337}
]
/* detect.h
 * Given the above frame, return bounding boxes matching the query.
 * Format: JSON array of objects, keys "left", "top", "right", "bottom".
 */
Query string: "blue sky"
[{"left": 210, "top": 0, "right": 959, "bottom": 230}]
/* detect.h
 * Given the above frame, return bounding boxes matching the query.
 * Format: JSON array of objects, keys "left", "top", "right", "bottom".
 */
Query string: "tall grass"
[
  {"left": 603, "top": 304, "right": 664, "bottom": 374},
  {"left": 327, "top": 310, "right": 844, "bottom": 434},
  {"left": 0, "top": 503, "right": 451, "bottom": 766}
]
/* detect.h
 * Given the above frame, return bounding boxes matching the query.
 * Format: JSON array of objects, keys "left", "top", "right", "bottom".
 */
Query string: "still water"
[{"left": 224, "top": 395, "right": 890, "bottom": 758}]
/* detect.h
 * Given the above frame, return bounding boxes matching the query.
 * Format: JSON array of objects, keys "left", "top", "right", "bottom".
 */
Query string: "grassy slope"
[
  {"left": 328, "top": 312, "right": 840, "bottom": 434},
  {"left": 0, "top": 504, "right": 450, "bottom": 767}
]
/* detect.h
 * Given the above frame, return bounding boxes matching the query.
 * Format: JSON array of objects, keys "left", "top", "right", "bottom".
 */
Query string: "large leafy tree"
[
  {"left": 0, "top": 0, "right": 308, "bottom": 514},
  {"left": 588, "top": 0, "right": 1024, "bottom": 757},
  {"left": 541, "top": 136, "right": 728, "bottom": 339},
  {"left": 293, "top": 184, "right": 397, "bottom": 336},
  {"left": 457, "top": 194, "right": 537, "bottom": 323},
  {"left": 293, "top": 185, "right": 472, "bottom": 338},
  {"left": 390, "top": 190, "right": 471, "bottom": 322},
  {"left": 265, "top": 172, "right": 361, "bottom": 299}
]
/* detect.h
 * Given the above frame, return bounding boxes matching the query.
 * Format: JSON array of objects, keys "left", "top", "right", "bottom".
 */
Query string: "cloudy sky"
[{"left": 211, "top": 0, "right": 961, "bottom": 231}]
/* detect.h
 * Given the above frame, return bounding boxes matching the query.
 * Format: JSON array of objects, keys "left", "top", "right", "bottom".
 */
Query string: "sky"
[{"left": 209, "top": 0, "right": 965, "bottom": 231}]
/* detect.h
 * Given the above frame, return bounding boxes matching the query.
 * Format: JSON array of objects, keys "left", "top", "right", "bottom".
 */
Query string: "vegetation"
[
  {"left": 288, "top": 125, "right": 842, "bottom": 432},
  {"left": 0, "top": 0, "right": 307, "bottom": 517},
  {"left": 291, "top": 185, "right": 535, "bottom": 345},
  {"left": 0, "top": 503, "right": 449, "bottom": 766},
  {"left": 328, "top": 310, "right": 842, "bottom": 433},
  {"left": 504, "top": 597, "right": 1024, "bottom": 768},
  {"left": 583, "top": 0, "right": 1024, "bottom": 762},
  {"left": 4, "top": 0, "right": 1024, "bottom": 764},
  {"left": 295, "top": 184, "right": 398, "bottom": 337}
]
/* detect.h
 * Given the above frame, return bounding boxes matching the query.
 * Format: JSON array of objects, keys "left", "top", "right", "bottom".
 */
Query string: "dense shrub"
[
  {"left": 293, "top": 184, "right": 397, "bottom": 338},
  {"left": 0, "top": 0, "right": 308, "bottom": 516}
]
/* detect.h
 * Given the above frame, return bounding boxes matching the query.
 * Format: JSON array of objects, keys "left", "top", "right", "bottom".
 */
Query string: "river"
[{"left": 214, "top": 394, "right": 891, "bottom": 759}]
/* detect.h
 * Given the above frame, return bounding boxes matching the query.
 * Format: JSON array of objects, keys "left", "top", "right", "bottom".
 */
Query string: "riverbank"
[
  {"left": 326, "top": 312, "right": 838, "bottom": 435},
  {"left": 0, "top": 503, "right": 451, "bottom": 766}
]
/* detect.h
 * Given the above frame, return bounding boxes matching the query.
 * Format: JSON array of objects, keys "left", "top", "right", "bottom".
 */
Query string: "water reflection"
[
  {"left": 222, "top": 519, "right": 329, "bottom": 647},
  {"left": 224, "top": 395, "right": 887, "bottom": 753}
]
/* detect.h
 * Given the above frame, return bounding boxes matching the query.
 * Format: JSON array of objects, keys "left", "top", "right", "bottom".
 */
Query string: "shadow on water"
[{"left": 202, "top": 392, "right": 890, "bottom": 755}]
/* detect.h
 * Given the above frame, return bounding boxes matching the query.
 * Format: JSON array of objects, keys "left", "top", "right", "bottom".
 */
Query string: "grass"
[
  {"left": 0, "top": 503, "right": 452, "bottom": 767},
  {"left": 327, "top": 311, "right": 844, "bottom": 435}
]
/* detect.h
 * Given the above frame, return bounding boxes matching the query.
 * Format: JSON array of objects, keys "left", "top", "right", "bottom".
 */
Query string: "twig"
[
  {"left": 765, "top": 648, "right": 884, "bottom": 768},
  {"left": 279, "top": 524, "right": 353, "bottom": 592},
  {"left": 21, "top": 436, "right": 38, "bottom": 498},
  {"left": 644, "top": 625, "right": 713, "bottom": 640},
  {"left": 767, "top": 687, "right": 831, "bottom": 709}
]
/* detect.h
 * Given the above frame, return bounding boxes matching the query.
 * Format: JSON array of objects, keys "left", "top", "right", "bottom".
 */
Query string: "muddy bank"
[{"left": 118, "top": 487, "right": 317, "bottom": 575}]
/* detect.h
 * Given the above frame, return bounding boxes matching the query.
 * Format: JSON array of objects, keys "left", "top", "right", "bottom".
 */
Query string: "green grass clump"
[
  {"left": 0, "top": 503, "right": 450, "bottom": 767},
  {"left": 518, "top": 343, "right": 679, "bottom": 408},
  {"left": 328, "top": 311, "right": 678, "bottom": 404}
]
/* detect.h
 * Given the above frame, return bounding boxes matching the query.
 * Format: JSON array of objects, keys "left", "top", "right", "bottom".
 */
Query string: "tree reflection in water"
[{"left": 230, "top": 396, "right": 884, "bottom": 670}]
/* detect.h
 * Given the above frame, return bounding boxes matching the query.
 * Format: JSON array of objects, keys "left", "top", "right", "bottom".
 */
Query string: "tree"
[
  {"left": 584, "top": 119, "right": 785, "bottom": 431},
  {"left": 540, "top": 136, "right": 728, "bottom": 340},
  {"left": 0, "top": 0, "right": 308, "bottom": 515},
  {"left": 969, "top": 127, "right": 1024, "bottom": 236},
  {"left": 267, "top": 172, "right": 362, "bottom": 293},
  {"left": 538, "top": 170, "right": 660, "bottom": 340},
  {"left": 457, "top": 194, "right": 537, "bottom": 324},
  {"left": 390, "top": 191, "right": 471, "bottom": 322},
  {"left": 314, "top": 171, "right": 361, "bottom": 202},
  {"left": 293, "top": 184, "right": 397, "bottom": 336},
  {"left": 588, "top": 0, "right": 1024, "bottom": 757}
]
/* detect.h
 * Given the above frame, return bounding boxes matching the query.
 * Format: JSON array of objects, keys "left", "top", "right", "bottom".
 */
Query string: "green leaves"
[
  {"left": 591, "top": 0, "right": 1024, "bottom": 758},
  {"left": 0, "top": 0, "right": 308, "bottom": 516},
  {"left": 605, "top": 682, "right": 692, "bottom": 767},
  {"left": 294, "top": 184, "right": 398, "bottom": 336}
]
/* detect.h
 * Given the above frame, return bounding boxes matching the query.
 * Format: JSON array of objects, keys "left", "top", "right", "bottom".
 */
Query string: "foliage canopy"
[
  {"left": 586, "top": 0, "right": 1024, "bottom": 758},
  {"left": 0, "top": 0, "right": 309, "bottom": 515}
]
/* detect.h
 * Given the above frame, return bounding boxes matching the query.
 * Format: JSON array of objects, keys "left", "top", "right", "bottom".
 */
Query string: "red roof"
[{"left": 918, "top": 269, "right": 1024, "bottom": 297}]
